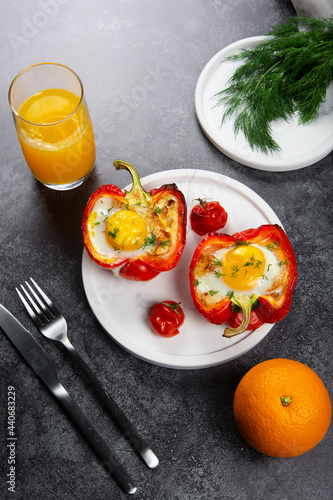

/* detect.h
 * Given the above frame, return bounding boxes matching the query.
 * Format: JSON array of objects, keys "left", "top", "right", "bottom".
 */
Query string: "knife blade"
[{"left": 0, "top": 304, "right": 136, "bottom": 495}]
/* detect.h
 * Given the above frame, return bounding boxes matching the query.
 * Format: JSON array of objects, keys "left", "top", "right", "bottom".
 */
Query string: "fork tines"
[{"left": 16, "top": 278, "right": 56, "bottom": 326}]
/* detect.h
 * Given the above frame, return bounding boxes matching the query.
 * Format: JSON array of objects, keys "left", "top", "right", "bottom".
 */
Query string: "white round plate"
[
  {"left": 82, "top": 169, "right": 283, "bottom": 369},
  {"left": 195, "top": 36, "right": 333, "bottom": 171}
]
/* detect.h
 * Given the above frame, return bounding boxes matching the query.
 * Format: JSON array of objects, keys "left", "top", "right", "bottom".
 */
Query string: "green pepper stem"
[
  {"left": 223, "top": 294, "right": 258, "bottom": 338},
  {"left": 113, "top": 159, "right": 151, "bottom": 205}
]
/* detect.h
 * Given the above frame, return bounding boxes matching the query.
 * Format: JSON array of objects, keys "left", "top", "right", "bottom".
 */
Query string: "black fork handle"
[{"left": 63, "top": 339, "right": 158, "bottom": 469}]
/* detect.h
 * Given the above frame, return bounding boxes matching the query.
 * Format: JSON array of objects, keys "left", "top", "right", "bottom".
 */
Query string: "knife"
[{"left": 0, "top": 304, "right": 137, "bottom": 495}]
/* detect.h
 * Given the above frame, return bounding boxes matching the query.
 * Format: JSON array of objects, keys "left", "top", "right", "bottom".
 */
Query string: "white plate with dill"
[
  {"left": 195, "top": 36, "right": 333, "bottom": 171},
  {"left": 82, "top": 169, "right": 284, "bottom": 370}
]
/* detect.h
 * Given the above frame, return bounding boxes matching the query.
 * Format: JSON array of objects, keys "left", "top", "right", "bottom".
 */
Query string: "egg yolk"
[
  {"left": 222, "top": 245, "right": 265, "bottom": 291},
  {"left": 106, "top": 209, "right": 148, "bottom": 251}
]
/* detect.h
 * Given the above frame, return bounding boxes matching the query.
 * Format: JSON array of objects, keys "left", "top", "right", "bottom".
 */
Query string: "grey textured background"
[{"left": 1, "top": 1, "right": 332, "bottom": 499}]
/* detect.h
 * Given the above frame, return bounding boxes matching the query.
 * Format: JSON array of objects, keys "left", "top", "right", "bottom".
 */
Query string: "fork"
[{"left": 16, "top": 278, "right": 159, "bottom": 469}]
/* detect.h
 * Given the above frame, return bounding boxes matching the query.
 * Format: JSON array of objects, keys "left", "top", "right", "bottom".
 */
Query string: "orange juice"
[{"left": 17, "top": 88, "right": 95, "bottom": 186}]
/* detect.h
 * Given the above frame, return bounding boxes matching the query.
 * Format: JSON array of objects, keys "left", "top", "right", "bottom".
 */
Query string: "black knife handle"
[
  {"left": 64, "top": 339, "right": 158, "bottom": 468},
  {"left": 54, "top": 382, "right": 137, "bottom": 495},
  {"left": 0, "top": 304, "right": 136, "bottom": 494}
]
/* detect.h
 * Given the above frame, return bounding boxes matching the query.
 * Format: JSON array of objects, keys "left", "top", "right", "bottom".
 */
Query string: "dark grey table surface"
[{"left": 1, "top": 1, "right": 332, "bottom": 499}]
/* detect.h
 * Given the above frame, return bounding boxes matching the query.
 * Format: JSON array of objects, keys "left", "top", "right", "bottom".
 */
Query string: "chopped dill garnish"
[
  {"left": 254, "top": 260, "right": 263, "bottom": 269},
  {"left": 231, "top": 265, "right": 240, "bottom": 278},
  {"left": 162, "top": 301, "right": 182, "bottom": 315},
  {"left": 242, "top": 260, "right": 254, "bottom": 268},
  {"left": 108, "top": 227, "right": 119, "bottom": 239},
  {"left": 235, "top": 239, "right": 249, "bottom": 246},
  {"left": 208, "top": 256, "right": 223, "bottom": 267},
  {"left": 159, "top": 239, "right": 171, "bottom": 248},
  {"left": 266, "top": 241, "right": 280, "bottom": 251},
  {"left": 141, "top": 231, "right": 157, "bottom": 248}
]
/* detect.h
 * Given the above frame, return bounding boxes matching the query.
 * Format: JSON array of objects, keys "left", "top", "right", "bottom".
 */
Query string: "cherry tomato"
[
  {"left": 227, "top": 310, "right": 264, "bottom": 331},
  {"left": 149, "top": 301, "right": 185, "bottom": 337},
  {"left": 190, "top": 198, "right": 228, "bottom": 236}
]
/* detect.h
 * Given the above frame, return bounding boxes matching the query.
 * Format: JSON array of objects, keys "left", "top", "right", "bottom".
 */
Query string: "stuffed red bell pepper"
[
  {"left": 82, "top": 160, "right": 186, "bottom": 281},
  {"left": 189, "top": 224, "right": 297, "bottom": 337}
]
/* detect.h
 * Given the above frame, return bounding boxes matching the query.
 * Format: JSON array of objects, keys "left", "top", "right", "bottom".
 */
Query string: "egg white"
[
  {"left": 88, "top": 196, "right": 148, "bottom": 260},
  {"left": 196, "top": 243, "right": 285, "bottom": 299}
]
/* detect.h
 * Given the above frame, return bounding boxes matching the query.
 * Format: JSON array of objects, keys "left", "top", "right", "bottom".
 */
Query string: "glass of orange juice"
[{"left": 8, "top": 63, "right": 95, "bottom": 190}]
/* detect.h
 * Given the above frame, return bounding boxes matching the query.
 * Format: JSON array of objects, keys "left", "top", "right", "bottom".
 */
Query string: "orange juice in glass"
[{"left": 9, "top": 63, "right": 95, "bottom": 190}]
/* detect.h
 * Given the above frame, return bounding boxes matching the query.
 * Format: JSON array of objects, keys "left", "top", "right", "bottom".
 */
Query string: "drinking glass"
[{"left": 8, "top": 63, "right": 95, "bottom": 190}]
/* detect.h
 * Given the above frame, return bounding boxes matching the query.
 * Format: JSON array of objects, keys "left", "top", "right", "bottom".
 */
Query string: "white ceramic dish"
[
  {"left": 195, "top": 36, "right": 333, "bottom": 171},
  {"left": 82, "top": 169, "right": 283, "bottom": 369}
]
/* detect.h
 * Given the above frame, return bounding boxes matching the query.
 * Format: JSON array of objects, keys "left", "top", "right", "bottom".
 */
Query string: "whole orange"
[{"left": 233, "top": 358, "right": 332, "bottom": 457}]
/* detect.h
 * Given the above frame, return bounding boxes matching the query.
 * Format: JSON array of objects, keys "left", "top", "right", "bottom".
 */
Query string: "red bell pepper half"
[
  {"left": 82, "top": 160, "right": 187, "bottom": 281},
  {"left": 189, "top": 224, "right": 298, "bottom": 337}
]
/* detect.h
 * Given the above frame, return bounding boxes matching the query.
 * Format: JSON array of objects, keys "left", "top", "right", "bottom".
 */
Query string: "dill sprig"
[{"left": 213, "top": 17, "right": 333, "bottom": 154}]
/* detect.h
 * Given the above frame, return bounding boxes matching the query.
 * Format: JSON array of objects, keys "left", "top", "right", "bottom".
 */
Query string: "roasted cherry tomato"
[
  {"left": 190, "top": 198, "right": 228, "bottom": 236},
  {"left": 149, "top": 301, "right": 185, "bottom": 337},
  {"left": 227, "top": 310, "right": 264, "bottom": 331}
]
